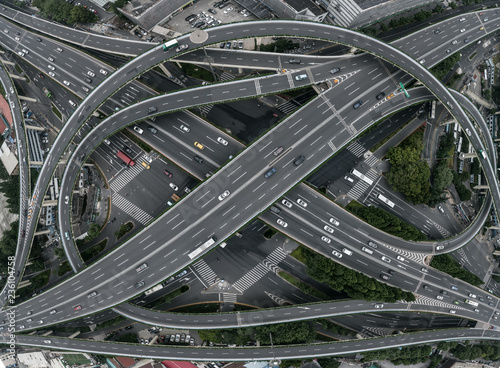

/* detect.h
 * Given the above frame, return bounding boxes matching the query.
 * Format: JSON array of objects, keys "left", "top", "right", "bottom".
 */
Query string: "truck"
[
  {"left": 478, "top": 149, "right": 487, "bottom": 159},
  {"left": 42, "top": 87, "right": 53, "bottom": 98},
  {"left": 116, "top": 150, "right": 135, "bottom": 166}
]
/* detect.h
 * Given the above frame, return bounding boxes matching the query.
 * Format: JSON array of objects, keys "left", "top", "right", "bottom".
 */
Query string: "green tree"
[
  {"left": 254, "top": 322, "right": 316, "bottom": 345},
  {"left": 433, "top": 162, "right": 453, "bottom": 191},
  {"left": 317, "top": 358, "right": 340, "bottom": 368},
  {"left": 54, "top": 247, "right": 66, "bottom": 259},
  {"left": 87, "top": 223, "right": 101, "bottom": 240},
  {"left": 431, "top": 254, "right": 483, "bottom": 285}
]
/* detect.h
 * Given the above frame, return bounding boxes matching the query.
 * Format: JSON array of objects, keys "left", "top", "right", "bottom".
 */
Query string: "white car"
[
  {"left": 459, "top": 17, "right": 466, "bottom": 22},
  {"left": 465, "top": 128, "right": 471, "bottom": 136},
  {"left": 321, "top": 236, "right": 331, "bottom": 244},
  {"left": 99, "top": 69, "right": 108, "bottom": 75},
  {"left": 421, "top": 267, "right": 428, "bottom": 273},
  {"left": 296, "top": 198, "right": 307, "bottom": 207},
  {"left": 224, "top": 7, "right": 233, "bottom": 13},
  {"left": 17, "top": 51, "right": 24, "bottom": 57},
  {"left": 63, "top": 80, "right": 70, "bottom": 86},
  {"left": 217, "top": 137, "right": 228, "bottom": 145},
  {"left": 22, "top": 49, "right": 28, "bottom": 54},
  {"left": 218, "top": 190, "right": 230, "bottom": 201},
  {"left": 180, "top": 124, "right": 190, "bottom": 133},
  {"left": 169, "top": 183, "right": 179, "bottom": 191},
  {"left": 468, "top": 293, "right": 477, "bottom": 298},
  {"left": 64, "top": 195, "right": 69, "bottom": 204},
  {"left": 449, "top": 310, "right": 456, "bottom": 314},
  {"left": 14, "top": 36, "right": 19, "bottom": 41},
  {"left": 281, "top": 199, "right": 292, "bottom": 208},
  {"left": 277, "top": 219, "right": 288, "bottom": 228},
  {"left": 460, "top": 28, "right": 466, "bottom": 32},
  {"left": 331, "top": 250, "right": 342, "bottom": 258},
  {"left": 175, "top": 44, "right": 189, "bottom": 52},
  {"left": 396, "top": 255, "right": 405, "bottom": 262},
  {"left": 436, "top": 295, "right": 444, "bottom": 300},
  {"left": 133, "top": 126, "right": 143, "bottom": 134},
  {"left": 87, "top": 70, "right": 95, "bottom": 77},
  {"left": 48, "top": 56, "right": 54, "bottom": 62},
  {"left": 48, "top": 64, "right": 55, "bottom": 70},
  {"left": 329, "top": 218, "right": 339, "bottom": 226},
  {"left": 436, "top": 245, "right": 444, "bottom": 250},
  {"left": 49, "top": 309, "right": 57, "bottom": 314},
  {"left": 48, "top": 71, "right": 55, "bottom": 77},
  {"left": 374, "top": 304, "right": 383, "bottom": 308},
  {"left": 56, "top": 47, "right": 63, "bottom": 52},
  {"left": 381, "top": 256, "right": 391, "bottom": 263},
  {"left": 324, "top": 225, "right": 334, "bottom": 234}
]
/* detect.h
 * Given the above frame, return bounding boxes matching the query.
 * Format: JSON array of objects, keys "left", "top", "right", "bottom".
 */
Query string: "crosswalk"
[
  {"left": 220, "top": 72, "right": 235, "bottom": 81},
  {"left": 347, "top": 140, "right": 365, "bottom": 157},
  {"left": 233, "top": 247, "right": 287, "bottom": 293},
  {"left": 223, "top": 293, "right": 237, "bottom": 303},
  {"left": 191, "top": 259, "right": 218, "bottom": 285},
  {"left": 198, "top": 104, "right": 213, "bottom": 116},
  {"left": 365, "top": 154, "right": 379, "bottom": 167},
  {"left": 111, "top": 193, "right": 154, "bottom": 225},
  {"left": 328, "top": 0, "right": 362, "bottom": 28},
  {"left": 109, "top": 158, "right": 146, "bottom": 193},
  {"left": 347, "top": 180, "right": 370, "bottom": 200},
  {"left": 278, "top": 100, "right": 301, "bottom": 114}
]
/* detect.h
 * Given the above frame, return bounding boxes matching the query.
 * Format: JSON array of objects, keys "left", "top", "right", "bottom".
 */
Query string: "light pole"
[
  {"left": 269, "top": 332, "right": 280, "bottom": 367},
  {"left": 190, "top": 30, "right": 218, "bottom": 82}
]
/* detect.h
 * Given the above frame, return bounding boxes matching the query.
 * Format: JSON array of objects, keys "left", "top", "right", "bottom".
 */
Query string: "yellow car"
[
  {"left": 141, "top": 162, "right": 150, "bottom": 169},
  {"left": 194, "top": 142, "right": 204, "bottom": 150}
]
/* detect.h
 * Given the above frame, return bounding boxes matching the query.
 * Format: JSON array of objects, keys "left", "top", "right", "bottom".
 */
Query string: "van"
[
  {"left": 64, "top": 231, "right": 70, "bottom": 240},
  {"left": 295, "top": 74, "right": 307, "bottom": 81},
  {"left": 342, "top": 248, "right": 352, "bottom": 256},
  {"left": 362, "top": 247, "right": 373, "bottom": 254},
  {"left": 344, "top": 176, "right": 354, "bottom": 183},
  {"left": 68, "top": 100, "right": 77, "bottom": 107}
]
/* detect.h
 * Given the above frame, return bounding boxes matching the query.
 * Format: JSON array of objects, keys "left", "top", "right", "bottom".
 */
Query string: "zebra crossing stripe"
[
  {"left": 192, "top": 259, "right": 218, "bottom": 285},
  {"left": 110, "top": 162, "right": 145, "bottom": 193},
  {"left": 254, "top": 80, "right": 262, "bottom": 95},
  {"left": 347, "top": 180, "right": 370, "bottom": 200},
  {"left": 347, "top": 141, "right": 365, "bottom": 157},
  {"left": 112, "top": 193, "right": 153, "bottom": 225}
]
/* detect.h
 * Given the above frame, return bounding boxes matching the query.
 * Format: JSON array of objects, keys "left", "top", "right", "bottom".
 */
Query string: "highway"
[{"left": 1, "top": 12, "right": 499, "bottom": 359}]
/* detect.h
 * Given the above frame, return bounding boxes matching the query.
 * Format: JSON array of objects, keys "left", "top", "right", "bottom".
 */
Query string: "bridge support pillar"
[{"left": 473, "top": 185, "right": 489, "bottom": 190}]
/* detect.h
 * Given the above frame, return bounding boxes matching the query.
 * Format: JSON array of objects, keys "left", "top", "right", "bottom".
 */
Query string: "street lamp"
[
  {"left": 190, "top": 30, "right": 218, "bottom": 82},
  {"left": 269, "top": 332, "right": 280, "bottom": 367}
]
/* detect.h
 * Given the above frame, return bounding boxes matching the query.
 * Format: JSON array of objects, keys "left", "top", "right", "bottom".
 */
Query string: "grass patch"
[
  {"left": 278, "top": 270, "right": 330, "bottom": 300},
  {"left": 115, "top": 221, "right": 133, "bottom": 240},
  {"left": 15, "top": 269, "right": 51, "bottom": 302},
  {"left": 445, "top": 72, "right": 461, "bottom": 88},
  {"left": 180, "top": 63, "right": 215, "bottom": 82},
  {"left": 96, "top": 316, "right": 125, "bottom": 330},
  {"left": 14, "top": 64, "right": 22, "bottom": 74},
  {"left": 62, "top": 354, "right": 91, "bottom": 365},
  {"left": 170, "top": 303, "right": 220, "bottom": 314},
  {"left": 51, "top": 104, "right": 62, "bottom": 120},
  {"left": 57, "top": 261, "right": 72, "bottom": 277},
  {"left": 290, "top": 245, "right": 307, "bottom": 264},
  {"left": 80, "top": 238, "right": 107, "bottom": 263},
  {"left": 468, "top": 52, "right": 477, "bottom": 61},
  {"left": 430, "top": 254, "right": 483, "bottom": 286},
  {"left": 263, "top": 228, "right": 277, "bottom": 239},
  {"left": 122, "top": 129, "right": 153, "bottom": 153},
  {"left": 145, "top": 285, "right": 189, "bottom": 309}
]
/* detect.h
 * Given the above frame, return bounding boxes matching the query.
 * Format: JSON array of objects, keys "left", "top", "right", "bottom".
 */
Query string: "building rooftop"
[
  {"left": 161, "top": 361, "right": 197, "bottom": 368},
  {"left": 354, "top": 0, "right": 391, "bottom": 10},
  {"left": 121, "top": 0, "right": 188, "bottom": 30},
  {"left": 285, "top": 0, "right": 327, "bottom": 15}
]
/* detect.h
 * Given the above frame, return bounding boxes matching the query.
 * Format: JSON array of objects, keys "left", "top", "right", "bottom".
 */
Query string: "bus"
[
  {"left": 465, "top": 299, "right": 479, "bottom": 307},
  {"left": 429, "top": 100, "right": 436, "bottom": 120},
  {"left": 378, "top": 194, "right": 395, "bottom": 208},
  {"left": 162, "top": 39, "right": 179, "bottom": 51},
  {"left": 478, "top": 149, "right": 487, "bottom": 159},
  {"left": 188, "top": 236, "right": 217, "bottom": 260},
  {"left": 351, "top": 169, "right": 373, "bottom": 186},
  {"left": 144, "top": 284, "right": 164, "bottom": 296}
]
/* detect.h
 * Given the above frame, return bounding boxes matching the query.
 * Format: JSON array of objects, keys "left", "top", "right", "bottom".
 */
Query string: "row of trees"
[
  {"left": 362, "top": 345, "right": 440, "bottom": 366},
  {"left": 302, "top": 246, "right": 416, "bottom": 302},
  {"left": 32, "top": 0, "right": 97, "bottom": 24},
  {"left": 430, "top": 253, "right": 483, "bottom": 285},
  {"left": 198, "top": 321, "right": 316, "bottom": 346},
  {"left": 450, "top": 341, "right": 500, "bottom": 361},
  {"left": 430, "top": 53, "right": 461, "bottom": 81},
  {"left": 347, "top": 202, "right": 426, "bottom": 241}
]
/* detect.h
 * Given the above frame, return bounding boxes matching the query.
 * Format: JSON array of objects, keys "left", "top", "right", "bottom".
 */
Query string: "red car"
[
  {"left": 163, "top": 170, "right": 172, "bottom": 178},
  {"left": 74, "top": 305, "right": 82, "bottom": 311},
  {"left": 38, "top": 73, "right": 44, "bottom": 79}
]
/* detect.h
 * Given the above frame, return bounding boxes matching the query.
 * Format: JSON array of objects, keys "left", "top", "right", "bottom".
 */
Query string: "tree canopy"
[{"left": 32, "top": 0, "right": 97, "bottom": 24}]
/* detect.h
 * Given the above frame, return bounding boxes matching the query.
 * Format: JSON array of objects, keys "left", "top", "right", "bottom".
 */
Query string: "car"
[
  {"left": 135, "top": 280, "right": 145, "bottom": 288},
  {"left": 194, "top": 142, "right": 204, "bottom": 150},
  {"left": 18, "top": 325, "right": 24, "bottom": 329},
  {"left": 331, "top": 250, "right": 342, "bottom": 258},
  {"left": 449, "top": 310, "right": 456, "bottom": 314},
  {"left": 14, "top": 36, "right": 20, "bottom": 41},
  {"left": 63, "top": 80, "right": 70, "bottom": 86},
  {"left": 88, "top": 290, "right": 98, "bottom": 298},
  {"left": 434, "top": 29, "right": 440, "bottom": 34},
  {"left": 487, "top": 295, "right": 493, "bottom": 299},
  {"left": 436, "top": 245, "right": 444, "bottom": 250},
  {"left": 48, "top": 71, "right": 55, "bottom": 77},
  {"left": 37, "top": 37, "right": 42, "bottom": 42},
  {"left": 324, "top": 225, "right": 334, "bottom": 233},
  {"left": 289, "top": 59, "right": 301, "bottom": 64},
  {"left": 147, "top": 126, "right": 157, "bottom": 134},
  {"left": 27, "top": 311, "right": 32, "bottom": 315},
  {"left": 342, "top": 248, "right": 353, "bottom": 256},
  {"left": 49, "top": 309, "right": 57, "bottom": 314},
  {"left": 381, "top": 256, "right": 391, "bottom": 263},
  {"left": 216, "top": 137, "right": 228, "bottom": 145},
  {"left": 64, "top": 195, "right": 69, "bottom": 204},
  {"left": 87, "top": 70, "right": 95, "bottom": 77},
  {"left": 163, "top": 170, "right": 173, "bottom": 178},
  {"left": 220, "top": 42, "right": 225, "bottom": 48},
  {"left": 478, "top": 297, "right": 484, "bottom": 302},
  {"left": 396, "top": 255, "right": 405, "bottom": 262},
  {"left": 294, "top": 155, "right": 306, "bottom": 166},
  {"left": 380, "top": 274, "right": 390, "bottom": 280},
  {"left": 453, "top": 300, "right": 460, "bottom": 305},
  {"left": 74, "top": 305, "right": 82, "bottom": 311},
  {"left": 293, "top": 199, "right": 307, "bottom": 208},
  {"left": 273, "top": 146, "right": 284, "bottom": 156},
  {"left": 423, "top": 285, "right": 430, "bottom": 290},
  {"left": 22, "top": 49, "right": 28, "bottom": 54},
  {"left": 38, "top": 73, "right": 45, "bottom": 79},
  {"left": 48, "top": 56, "right": 55, "bottom": 62},
  {"left": 136, "top": 263, "right": 148, "bottom": 273},
  {"left": 175, "top": 44, "right": 189, "bottom": 52},
  {"left": 26, "top": 318, "right": 32, "bottom": 322},
  {"left": 133, "top": 126, "right": 143, "bottom": 134},
  {"left": 135, "top": 31, "right": 143, "bottom": 38},
  {"left": 460, "top": 28, "right": 465, "bottom": 33},
  {"left": 419, "top": 59, "right": 425, "bottom": 64},
  {"left": 321, "top": 236, "right": 331, "bottom": 244},
  {"left": 238, "top": 41, "right": 243, "bottom": 48},
  {"left": 208, "top": 8, "right": 217, "bottom": 14},
  {"left": 436, "top": 295, "right": 443, "bottom": 300},
  {"left": 473, "top": 308, "right": 480, "bottom": 313},
  {"left": 185, "top": 14, "right": 196, "bottom": 21},
  {"left": 194, "top": 156, "right": 204, "bottom": 164},
  {"left": 190, "top": 338, "right": 195, "bottom": 345},
  {"left": 233, "top": 41, "right": 238, "bottom": 49},
  {"left": 459, "top": 17, "right": 465, "bottom": 22},
  {"left": 440, "top": 290, "right": 448, "bottom": 295},
  {"left": 225, "top": 41, "right": 231, "bottom": 49},
  {"left": 84, "top": 77, "right": 92, "bottom": 83},
  {"left": 56, "top": 47, "right": 63, "bottom": 52},
  {"left": 464, "top": 38, "right": 470, "bottom": 43},
  {"left": 368, "top": 241, "right": 378, "bottom": 248},
  {"left": 218, "top": 190, "right": 230, "bottom": 201},
  {"left": 374, "top": 304, "right": 383, "bottom": 309},
  {"left": 353, "top": 100, "right": 363, "bottom": 109},
  {"left": 180, "top": 124, "right": 190, "bottom": 132},
  {"left": 223, "top": 6, "right": 233, "bottom": 13},
  {"left": 451, "top": 40, "right": 458, "bottom": 45},
  {"left": 468, "top": 293, "right": 477, "bottom": 298},
  {"left": 484, "top": 18, "right": 488, "bottom": 22},
  {"left": 277, "top": 219, "right": 287, "bottom": 228},
  {"left": 124, "top": 146, "right": 132, "bottom": 154},
  {"left": 421, "top": 267, "right": 428, "bottom": 273},
  {"left": 329, "top": 218, "right": 340, "bottom": 226},
  {"left": 376, "top": 92, "right": 385, "bottom": 100},
  {"left": 169, "top": 183, "right": 179, "bottom": 191},
  {"left": 48, "top": 64, "right": 55, "bottom": 71},
  {"left": 329, "top": 68, "right": 340, "bottom": 74},
  {"left": 489, "top": 302, "right": 494, "bottom": 306},
  {"left": 82, "top": 86, "right": 90, "bottom": 92},
  {"left": 451, "top": 285, "right": 458, "bottom": 290},
  {"left": 100, "top": 69, "right": 108, "bottom": 75},
  {"left": 282, "top": 199, "right": 292, "bottom": 208},
  {"left": 446, "top": 48, "right": 452, "bottom": 53},
  {"left": 264, "top": 167, "right": 277, "bottom": 179}
]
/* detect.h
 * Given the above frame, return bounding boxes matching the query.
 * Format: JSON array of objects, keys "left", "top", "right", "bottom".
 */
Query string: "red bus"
[{"left": 116, "top": 150, "right": 135, "bottom": 166}]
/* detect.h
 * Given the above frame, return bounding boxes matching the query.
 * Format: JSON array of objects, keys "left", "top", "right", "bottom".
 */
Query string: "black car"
[
  {"left": 388, "top": 269, "right": 395, "bottom": 275},
  {"left": 208, "top": 8, "right": 217, "bottom": 14},
  {"left": 220, "top": 42, "right": 225, "bottom": 48},
  {"left": 293, "top": 155, "right": 305, "bottom": 166},
  {"left": 124, "top": 325, "right": 134, "bottom": 330},
  {"left": 185, "top": 14, "right": 196, "bottom": 21},
  {"left": 194, "top": 156, "right": 203, "bottom": 164},
  {"left": 376, "top": 92, "right": 385, "bottom": 100},
  {"left": 353, "top": 100, "right": 363, "bottom": 109},
  {"left": 37, "top": 37, "right": 42, "bottom": 42}
]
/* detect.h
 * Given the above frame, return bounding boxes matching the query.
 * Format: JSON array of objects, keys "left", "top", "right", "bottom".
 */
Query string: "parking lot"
[{"left": 164, "top": 0, "right": 254, "bottom": 34}]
